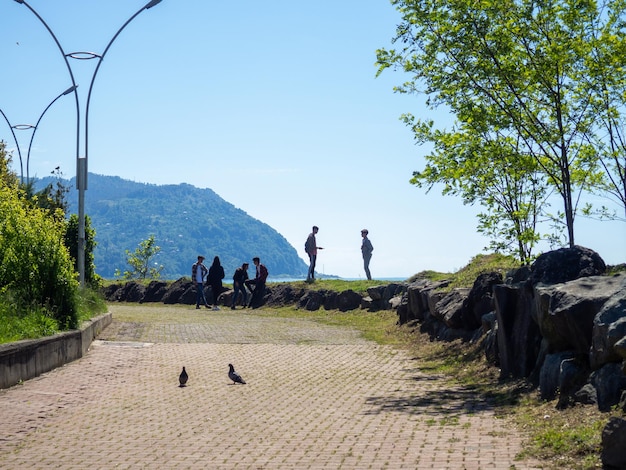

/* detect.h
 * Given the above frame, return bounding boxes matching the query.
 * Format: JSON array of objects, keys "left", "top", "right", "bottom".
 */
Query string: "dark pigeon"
[
  {"left": 179, "top": 366, "right": 188, "bottom": 387},
  {"left": 228, "top": 363, "right": 246, "bottom": 384}
]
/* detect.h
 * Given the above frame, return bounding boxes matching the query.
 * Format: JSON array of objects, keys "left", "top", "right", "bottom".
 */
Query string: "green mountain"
[{"left": 35, "top": 174, "right": 308, "bottom": 280}]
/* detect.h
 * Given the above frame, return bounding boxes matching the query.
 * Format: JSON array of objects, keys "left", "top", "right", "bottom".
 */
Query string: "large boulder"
[
  {"left": 493, "top": 283, "right": 542, "bottom": 378},
  {"left": 602, "top": 417, "right": 626, "bottom": 469},
  {"left": 141, "top": 280, "right": 169, "bottom": 303},
  {"left": 462, "top": 272, "right": 503, "bottom": 329},
  {"left": 434, "top": 288, "right": 470, "bottom": 329},
  {"left": 162, "top": 278, "right": 195, "bottom": 304},
  {"left": 529, "top": 245, "right": 605, "bottom": 286},
  {"left": 535, "top": 274, "right": 624, "bottom": 354},
  {"left": 590, "top": 362, "right": 626, "bottom": 411},
  {"left": 336, "top": 289, "right": 362, "bottom": 312},
  {"left": 590, "top": 277, "right": 626, "bottom": 369}
]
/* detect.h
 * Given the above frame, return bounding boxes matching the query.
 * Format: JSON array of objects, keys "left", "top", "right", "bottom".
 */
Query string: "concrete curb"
[{"left": 0, "top": 312, "right": 112, "bottom": 390}]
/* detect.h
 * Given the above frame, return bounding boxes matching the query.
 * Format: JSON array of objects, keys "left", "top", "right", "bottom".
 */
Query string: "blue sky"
[{"left": 1, "top": 0, "right": 624, "bottom": 279}]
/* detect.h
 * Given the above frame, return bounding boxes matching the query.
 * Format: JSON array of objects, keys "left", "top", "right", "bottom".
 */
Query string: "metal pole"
[
  {"left": 25, "top": 85, "right": 78, "bottom": 184},
  {"left": 14, "top": 0, "right": 164, "bottom": 287},
  {"left": 0, "top": 108, "right": 25, "bottom": 182}
]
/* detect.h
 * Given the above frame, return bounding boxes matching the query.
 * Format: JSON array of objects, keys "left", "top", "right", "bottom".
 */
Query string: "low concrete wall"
[{"left": 0, "top": 312, "right": 112, "bottom": 390}]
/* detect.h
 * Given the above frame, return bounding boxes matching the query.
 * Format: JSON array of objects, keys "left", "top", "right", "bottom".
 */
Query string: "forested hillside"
[{"left": 36, "top": 174, "right": 308, "bottom": 280}]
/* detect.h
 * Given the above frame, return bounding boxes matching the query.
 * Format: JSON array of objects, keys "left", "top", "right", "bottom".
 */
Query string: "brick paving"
[{"left": 0, "top": 305, "right": 544, "bottom": 469}]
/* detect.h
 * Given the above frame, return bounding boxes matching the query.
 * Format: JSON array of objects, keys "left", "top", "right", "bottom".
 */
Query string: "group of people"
[
  {"left": 305, "top": 226, "right": 374, "bottom": 281},
  {"left": 192, "top": 225, "right": 373, "bottom": 311},
  {"left": 191, "top": 255, "right": 268, "bottom": 310}
]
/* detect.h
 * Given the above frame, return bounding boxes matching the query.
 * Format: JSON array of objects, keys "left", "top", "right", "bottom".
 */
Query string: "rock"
[
  {"left": 529, "top": 245, "right": 606, "bottom": 286},
  {"left": 601, "top": 417, "right": 626, "bottom": 469},
  {"left": 162, "top": 278, "right": 194, "bottom": 304},
  {"left": 590, "top": 363, "right": 626, "bottom": 411},
  {"left": 590, "top": 278, "right": 626, "bottom": 369},
  {"left": 300, "top": 290, "right": 324, "bottom": 311},
  {"left": 493, "top": 283, "right": 542, "bottom": 379},
  {"left": 535, "top": 274, "right": 624, "bottom": 355},
  {"left": 540, "top": 352, "right": 578, "bottom": 401},
  {"left": 434, "top": 288, "right": 470, "bottom": 329},
  {"left": 366, "top": 286, "right": 384, "bottom": 301},
  {"left": 336, "top": 289, "right": 362, "bottom": 312},
  {"left": 118, "top": 282, "right": 145, "bottom": 302},
  {"left": 141, "top": 281, "right": 168, "bottom": 303},
  {"left": 463, "top": 272, "right": 503, "bottom": 329}
]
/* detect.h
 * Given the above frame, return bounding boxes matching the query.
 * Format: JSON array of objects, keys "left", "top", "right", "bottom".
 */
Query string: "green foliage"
[
  {"left": 65, "top": 214, "right": 100, "bottom": 288},
  {"left": 115, "top": 234, "right": 164, "bottom": 280},
  {"left": 377, "top": 0, "right": 625, "bottom": 252},
  {"left": 408, "top": 253, "right": 521, "bottom": 290},
  {"left": 0, "top": 145, "right": 79, "bottom": 329},
  {"left": 0, "top": 183, "right": 79, "bottom": 329}
]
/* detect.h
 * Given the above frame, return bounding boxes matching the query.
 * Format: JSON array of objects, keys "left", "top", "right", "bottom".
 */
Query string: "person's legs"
[
  {"left": 307, "top": 254, "right": 317, "bottom": 281},
  {"left": 196, "top": 282, "right": 208, "bottom": 308},
  {"left": 363, "top": 255, "right": 372, "bottom": 280}
]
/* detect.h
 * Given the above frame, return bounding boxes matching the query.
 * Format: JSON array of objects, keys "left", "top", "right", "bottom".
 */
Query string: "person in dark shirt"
[
  {"left": 245, "top": 257, "right": 268, "bottom": 308},
  {"left": 231, "top": 262, "right": 249, "bottom": 310}
]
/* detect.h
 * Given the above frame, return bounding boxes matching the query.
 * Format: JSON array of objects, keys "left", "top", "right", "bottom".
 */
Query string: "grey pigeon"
[
  {"left": 179, "top": 366, "right": 188, "bottom": 387},
  {"left": 228, "top": 363, "right": 246, "bottom": 384}
]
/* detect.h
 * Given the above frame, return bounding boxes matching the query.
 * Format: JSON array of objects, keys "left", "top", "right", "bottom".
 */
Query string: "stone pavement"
[{"left": 0, "top": 305, "right": 544, "bottom": 469}]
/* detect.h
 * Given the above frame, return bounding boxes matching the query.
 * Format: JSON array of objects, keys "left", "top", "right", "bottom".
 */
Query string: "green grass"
[{"left": 0, "top": 287, "right": 108, "bottom": 344}]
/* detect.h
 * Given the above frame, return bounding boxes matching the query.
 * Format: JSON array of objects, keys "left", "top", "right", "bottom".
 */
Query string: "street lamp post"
[
  {"left": 0, "top": 107, "right": 25, "bottom": 181},
  {"left": 1, "top": 84, "right": 76, "bottom": 184},
  {"left": 13, "top": 0, "right": 164, "bottom": 287}
]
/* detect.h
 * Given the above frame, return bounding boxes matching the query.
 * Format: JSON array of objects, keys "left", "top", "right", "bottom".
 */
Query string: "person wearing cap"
[
  {"left": 361, "top": 229, "right": 373, "bottom": 280},
  {"left": 191, "top": 255, "right": 210, "bottom": 309}
]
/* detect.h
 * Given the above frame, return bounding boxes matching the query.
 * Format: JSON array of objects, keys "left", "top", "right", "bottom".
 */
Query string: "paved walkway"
[{"left": 0, "top": 305, "right": 543, "bottom": 469}]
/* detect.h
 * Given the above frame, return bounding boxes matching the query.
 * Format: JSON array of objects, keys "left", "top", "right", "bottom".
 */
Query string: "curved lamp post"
[
  {"left": 24, "top": 85, "right": 78, "bottom": 183},
  {"left": 13, "top": 0, "right": 164, "bottom": 286},
  {"left": 1, "top": 85, "right": 76, "bottom": 183},
  {"left": 0, "top": 107, "right": 25, "bottom": 180}
]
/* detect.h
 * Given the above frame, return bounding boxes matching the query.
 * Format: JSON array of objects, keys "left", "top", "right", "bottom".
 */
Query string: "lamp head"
[{"left": 145, "top": 0, "right": 163, "bottom": 9}]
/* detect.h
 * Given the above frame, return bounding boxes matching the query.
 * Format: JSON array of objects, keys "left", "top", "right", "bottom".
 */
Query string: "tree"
[
  {"left": 0, "top": 145, "right": 79, "bottom": 328},
  {"left": 407, "top": 117, "right": 547, "bottom": 263},
  {"left": 116, "top": 234, "right": 164, "bottom": 280},
  {"left": 376, "top": 0, "right": 618, "bottom": 248},
  {"left": 65, "top": 214, "right": 99, "bottom": 288}
]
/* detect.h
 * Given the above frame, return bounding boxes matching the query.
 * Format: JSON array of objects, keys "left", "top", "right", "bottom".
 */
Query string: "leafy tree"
[
  {"left": 0, "top": 158, "right": 79, "bottom": 329},
  {"left": 115, "top": 234, "right": 164, "bottom": 280},
  {"left": 376, "top": 0, "right": 618, "bottom": 248},
  {"left": 407, "top": 117, "right": 547, "bottom": 263},
  {"left": 65, "top": 214, "right": 99, "bottom": 288}
]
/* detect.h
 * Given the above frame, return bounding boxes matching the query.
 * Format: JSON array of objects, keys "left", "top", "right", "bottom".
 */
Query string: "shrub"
[{"left": 0, "top": 185, "right": 79, "bottom": 328}]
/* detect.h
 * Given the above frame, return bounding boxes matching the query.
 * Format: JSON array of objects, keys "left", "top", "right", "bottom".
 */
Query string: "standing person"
[
  {"left": 231, "top": 262, "right": 249, "bottom": 310},
  {"left": 207, "top": 256, "right": 225, "bottom": 310},
  {"left": 361, "top": 229, "right": 373, "bottom": 280},
  {"left": 191, "top": 255, "right": 209, "bottom": 309},
  {"left": 245, "top": 257, "right": 268, "bottom": 308},
  {"left": 305, "top": 225, "right": 323, "bottom": 282}
]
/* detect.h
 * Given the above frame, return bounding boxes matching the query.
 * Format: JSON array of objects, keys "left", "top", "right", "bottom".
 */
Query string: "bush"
[{"left": 0, "top": 185, "right": 79, "bottom": 329}]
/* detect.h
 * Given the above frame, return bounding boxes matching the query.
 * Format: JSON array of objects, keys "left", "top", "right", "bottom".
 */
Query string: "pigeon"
[
  {"left": 179, "top": 366, "right": 188, "bottom": 387},
  {"left": 228, "top": 363, "right": 246, "bottom": 384}
]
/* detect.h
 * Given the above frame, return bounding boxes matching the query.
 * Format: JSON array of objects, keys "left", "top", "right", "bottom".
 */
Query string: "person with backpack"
[
  {"left": 305, "top": 225, "right": 324, "bottom": 282},
  {"left": 361, "top": 229, "right": 374, "bottom": 280}
]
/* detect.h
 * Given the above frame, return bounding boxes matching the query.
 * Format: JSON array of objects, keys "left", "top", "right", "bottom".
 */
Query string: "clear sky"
[{"left": 1, "top": 0, "right": 624, "bottom": 279}]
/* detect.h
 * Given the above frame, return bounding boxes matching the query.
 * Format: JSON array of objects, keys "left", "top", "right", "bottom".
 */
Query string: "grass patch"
[{"left": 0, "top": 287, "right": 108, "bottom": 344}]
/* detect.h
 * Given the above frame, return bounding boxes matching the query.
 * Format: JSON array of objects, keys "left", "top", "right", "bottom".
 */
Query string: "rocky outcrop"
[{"left": 398, "top": 246, "right": 626, "bottom": 413}]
